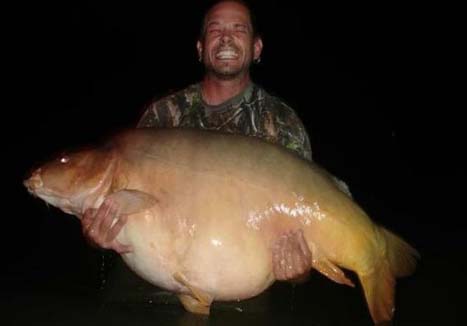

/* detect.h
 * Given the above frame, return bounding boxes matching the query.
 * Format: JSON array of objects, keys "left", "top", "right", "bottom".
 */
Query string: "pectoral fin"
[
  {"left": 174, "top": 272, "right": 213, "bottom": 315},
  {"left": 313, "top": 257, "right": 355, "bottom": 287},
  {"left": 309, "top": 243, "right": 355, "bottom": 287},
  {"left": 105, "top": 189, "right": 158, "bottom": 215}
]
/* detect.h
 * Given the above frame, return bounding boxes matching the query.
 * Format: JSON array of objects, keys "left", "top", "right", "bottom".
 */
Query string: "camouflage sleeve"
[
  {"left": 136, "top": 96, "right": 182, "bottom": 128},
  {"left": 136, "top": 100, "right": 164, "bottom": 128},
  {"left": 269, "top": 102, "right": 312, "bottom": 161}
]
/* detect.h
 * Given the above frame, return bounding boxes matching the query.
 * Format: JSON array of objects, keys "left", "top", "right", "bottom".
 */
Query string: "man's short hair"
[{"left": 198, "top": 0, "right": 261, "bottom": 41}]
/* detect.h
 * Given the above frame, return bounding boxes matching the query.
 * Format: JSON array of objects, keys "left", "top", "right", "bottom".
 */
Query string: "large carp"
[{"left": 24, "top": 128, "right": 418, "bottom": 324}]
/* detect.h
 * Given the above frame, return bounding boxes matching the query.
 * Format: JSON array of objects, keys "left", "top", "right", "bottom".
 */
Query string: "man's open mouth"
[{"left": 215, "top": 49, "right": 239, "bottom": 59}]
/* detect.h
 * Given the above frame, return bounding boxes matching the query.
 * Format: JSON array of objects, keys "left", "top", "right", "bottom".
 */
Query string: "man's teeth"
[{"left": 216, "top": 51, "right": 238, "bottom": 59}]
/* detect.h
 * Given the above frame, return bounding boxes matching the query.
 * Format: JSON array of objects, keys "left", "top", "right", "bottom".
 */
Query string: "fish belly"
[{"left": 118, "top": 210, "right": 275, "bottom": 301}]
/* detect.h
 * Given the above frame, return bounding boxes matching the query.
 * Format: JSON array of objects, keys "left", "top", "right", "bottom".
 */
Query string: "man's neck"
[{"left": 200, "top": 74, "right": 252, "bottom": 106}]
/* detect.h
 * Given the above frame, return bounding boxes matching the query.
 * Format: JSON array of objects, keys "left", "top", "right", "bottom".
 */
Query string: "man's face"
[{"left": 197, "top": 1, "right": 262, "bottom": 80}]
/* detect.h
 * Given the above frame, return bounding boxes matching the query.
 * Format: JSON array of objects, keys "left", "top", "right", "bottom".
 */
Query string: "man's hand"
[
  {"left": 81, "top": 198, "right": 132, "bottom": 254},
  {"left": 272, "top": 229, "right": 312, "bottom": 281}
]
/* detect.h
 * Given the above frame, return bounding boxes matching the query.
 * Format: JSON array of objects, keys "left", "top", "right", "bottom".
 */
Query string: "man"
[{"left": 82, "top": 0, "right": 314, "bottom": 298}]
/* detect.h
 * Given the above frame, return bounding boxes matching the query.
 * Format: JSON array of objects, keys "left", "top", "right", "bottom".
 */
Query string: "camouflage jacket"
[{"left": 137, "top": 83, "right": 312, "bottom": 161}]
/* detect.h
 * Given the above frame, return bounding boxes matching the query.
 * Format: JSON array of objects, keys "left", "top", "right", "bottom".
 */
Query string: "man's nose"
[{"left": 220, "top": 29, "right": 233, "bottom": 43}]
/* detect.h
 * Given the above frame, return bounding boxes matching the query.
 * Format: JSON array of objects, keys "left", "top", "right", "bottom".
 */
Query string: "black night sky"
[{"left": 4, "top": 1, "right": 465, "bottom": 325}]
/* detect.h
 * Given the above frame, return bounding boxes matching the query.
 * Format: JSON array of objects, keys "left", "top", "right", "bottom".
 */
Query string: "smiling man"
[
  {"left": 198, "top": 0, "right": 263, "bottom": 89},
  {"left": 81, "top": 0, "right": 316, "bottom": 303},
  {"left": 135, "top": 0, "right": 312, "bottom": 161}
]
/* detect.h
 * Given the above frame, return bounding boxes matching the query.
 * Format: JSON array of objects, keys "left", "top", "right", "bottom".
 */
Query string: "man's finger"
[
  {"left": 274, "top": 242, "right": 286, "bottom": 280},
  {"left": 105, "top": 214, "right": 128, "bottom": 243},
  {"left": 272, "top": 250, "right": 280, "bottom": 279},
  {"left": 113, "top": 241, "right": 133, "bottom": 255},
  {"left": 280, "top": 234, "right": 289, "bottom": 279},
  {"left": 95, "top": 199, "right": 114, "bottom": 236},
  {"left": 81, "top": 208, "right": 96, "bottom": 229},
  {"left": 296, "top": 229, "right": 312, "bottom": 261},
  {"left": 292, "top": 247, "right": 306, "bottom": 275},
  {"left": 100, "top": 202, "right": 119, "bottom": 239},
  {"left": 274, "top": 236, "right": 285, "bottom": 280},
  {"left": 285, "top": 234, "right": 296, "bottom": 279}
]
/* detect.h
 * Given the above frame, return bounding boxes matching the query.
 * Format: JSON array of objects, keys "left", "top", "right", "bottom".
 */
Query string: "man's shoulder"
[
  {"left": 137, "top": 83, "right": 200, "bottom": 128},
  {"left": 149, "top": 83, "right": 200, "bottom": 108},
  {"left": 252, "top": 84, "right": 296, "bottom": 114}
]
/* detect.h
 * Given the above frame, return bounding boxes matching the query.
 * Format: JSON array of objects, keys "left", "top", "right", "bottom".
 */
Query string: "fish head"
[{"left": 24, "top": 146, "right": 115, "bottom": 216}]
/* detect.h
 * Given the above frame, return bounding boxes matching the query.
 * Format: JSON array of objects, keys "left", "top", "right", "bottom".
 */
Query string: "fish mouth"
[
  {"left": 24, "top": 173, "right": 74, "bottom": 213},
  {"left": 24, "top": 169, "right": 43, "bottom": 193}
]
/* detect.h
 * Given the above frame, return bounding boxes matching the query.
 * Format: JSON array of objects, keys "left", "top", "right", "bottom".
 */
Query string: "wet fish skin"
[{"left": 24, "top": 128, "right": 419, "bottom": 324}]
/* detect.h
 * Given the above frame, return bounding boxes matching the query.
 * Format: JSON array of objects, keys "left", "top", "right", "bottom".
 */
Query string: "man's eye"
[{"left": 234, "top": 25, "right": 248, "bottom": 33}]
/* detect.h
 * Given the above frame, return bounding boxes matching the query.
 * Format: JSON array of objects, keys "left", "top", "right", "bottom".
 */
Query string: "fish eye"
[{"left": 60, "top": 156, "right": 69, "bottom": 164}]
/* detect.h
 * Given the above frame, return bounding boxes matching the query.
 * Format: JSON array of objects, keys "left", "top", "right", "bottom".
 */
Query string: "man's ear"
[
  {"left": 253, "top": 37, "right": 263, "bottom": 60},
  {"left": 196, "top": 40, "right": 203, "bottom": 61}
]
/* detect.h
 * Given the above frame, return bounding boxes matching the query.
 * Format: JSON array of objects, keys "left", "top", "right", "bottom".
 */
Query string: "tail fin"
[
  {"left": 380, "top": 227, "right": 420, "bottom": 277},
  {"left": 358, "top": 227, "right": 419, "bottom": 324}
]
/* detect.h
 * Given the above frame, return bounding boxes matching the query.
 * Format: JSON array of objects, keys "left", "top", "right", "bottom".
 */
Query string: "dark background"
[{"left": 4, "top": 1, "right": 464, "bottom": 325}]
